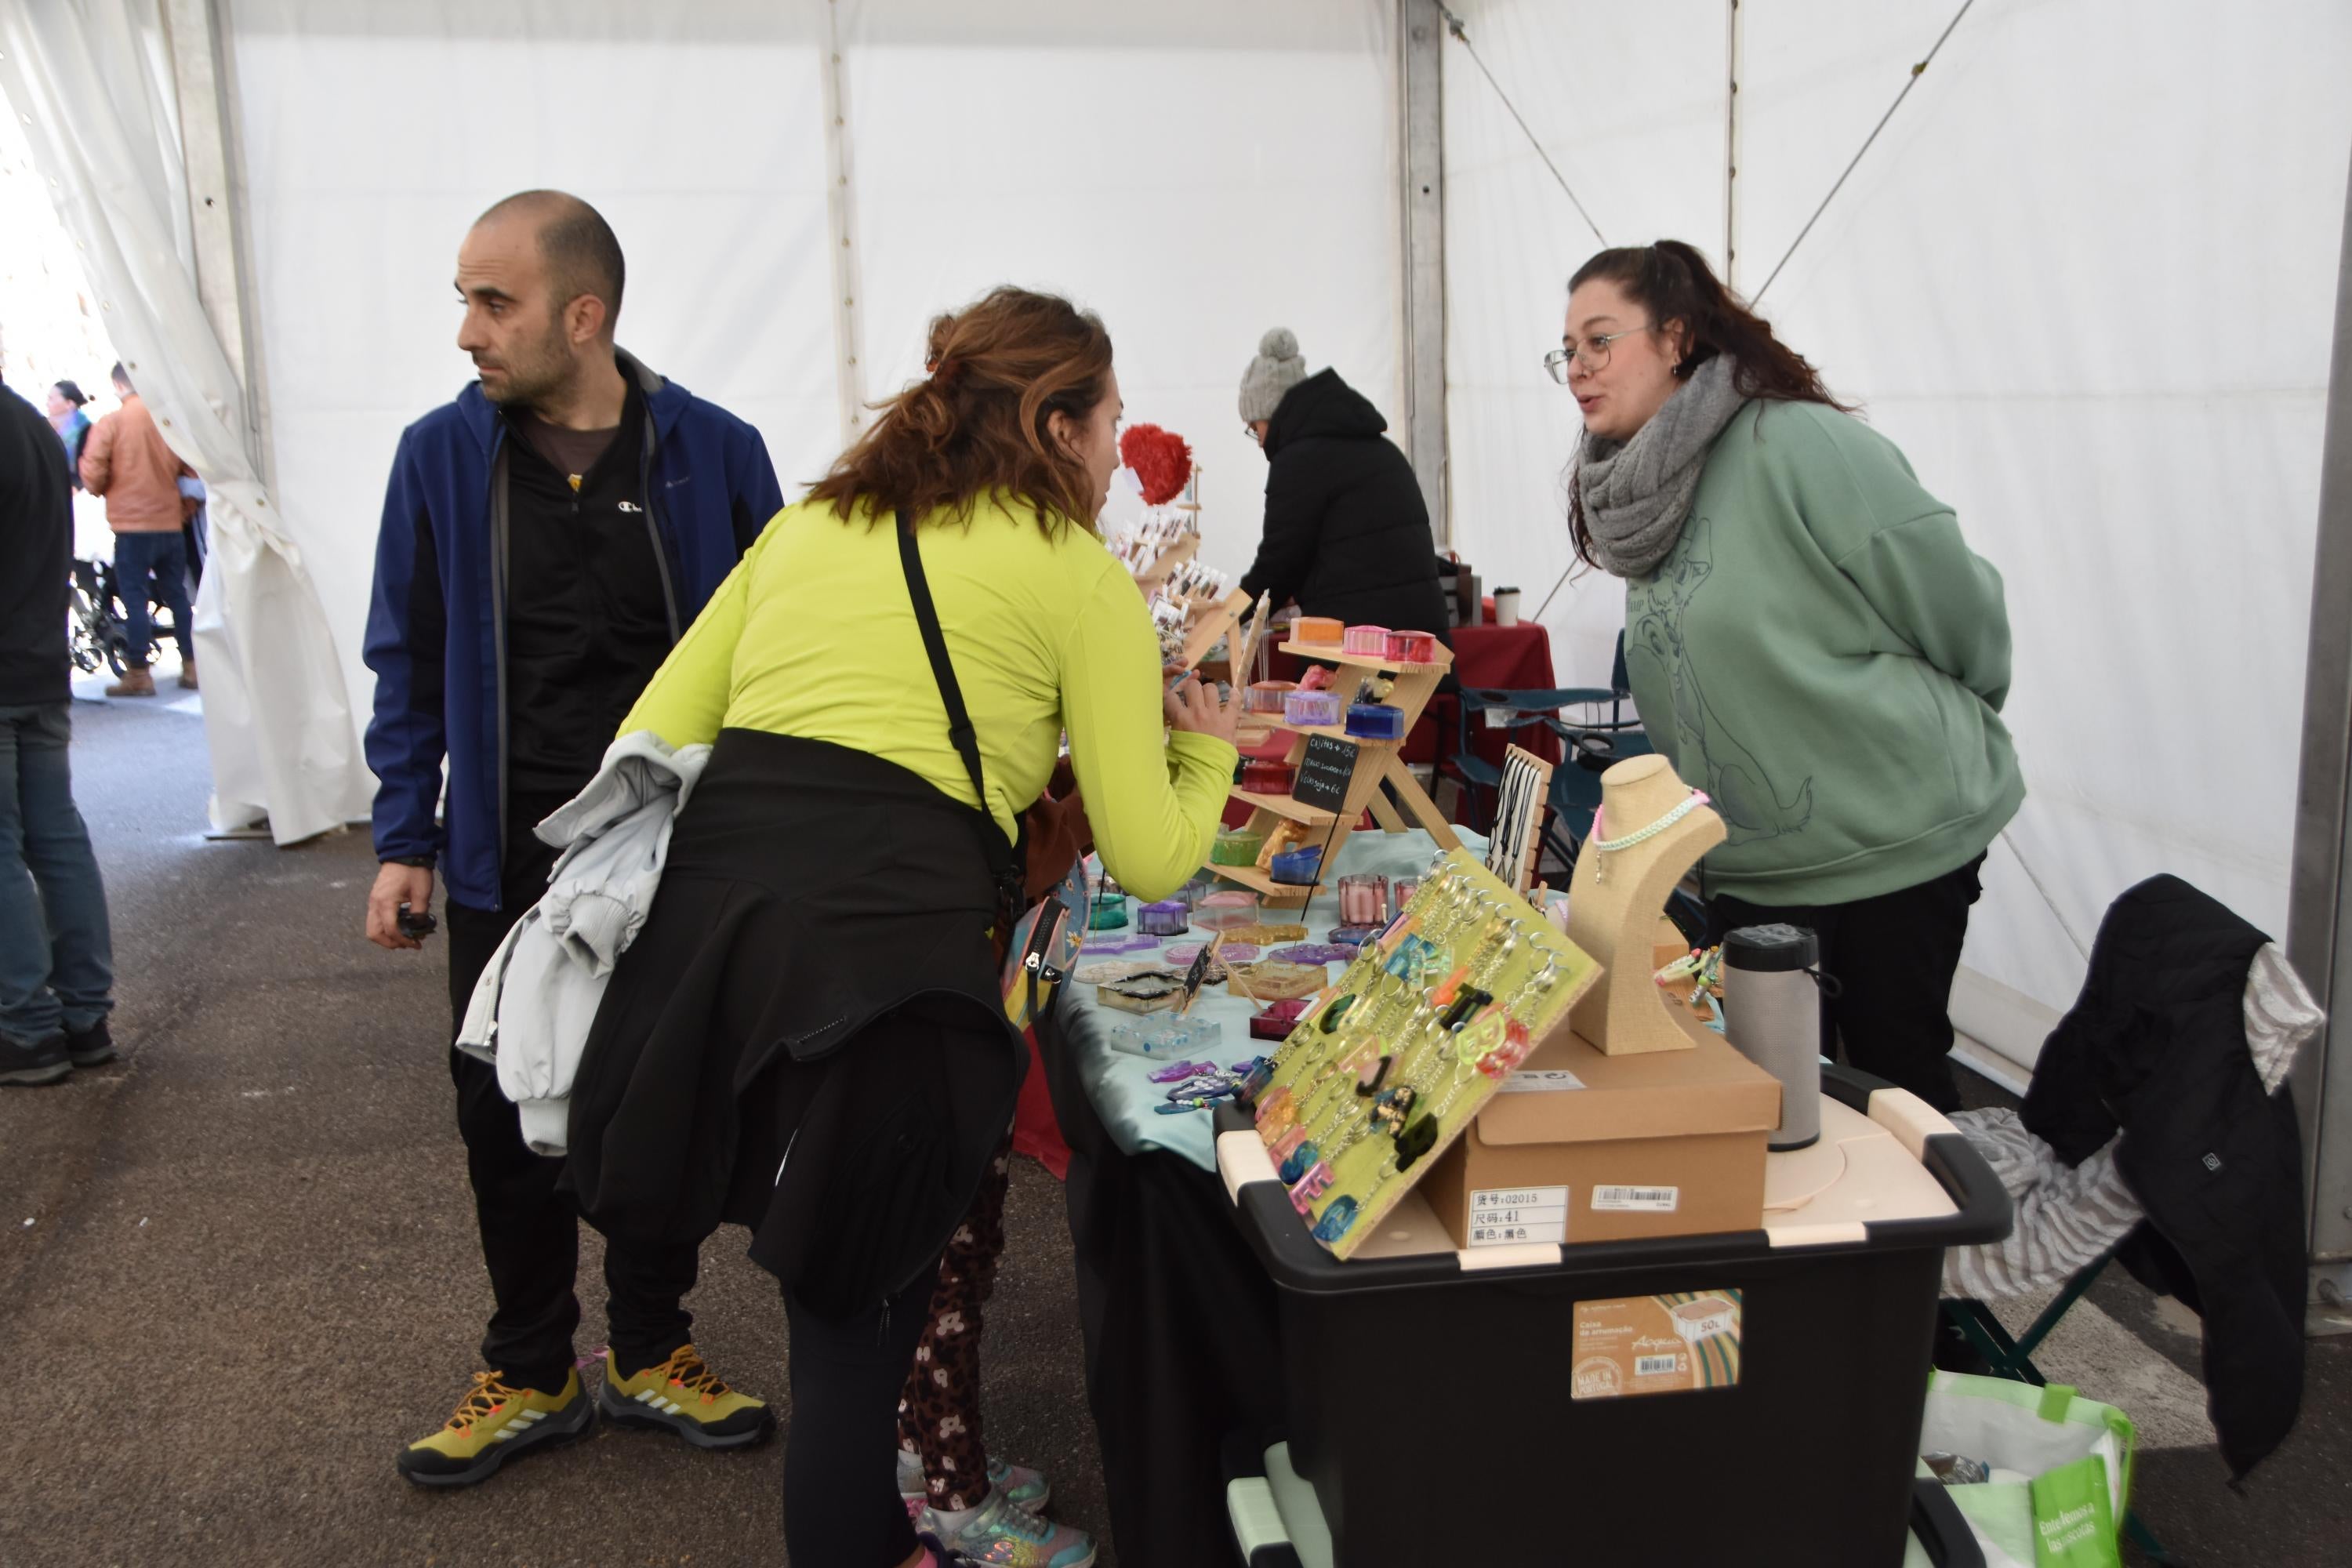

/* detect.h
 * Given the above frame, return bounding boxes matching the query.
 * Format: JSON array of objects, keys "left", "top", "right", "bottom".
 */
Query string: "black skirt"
[{"left": 565, "top": 728, "right": 1026, "bottom": 1321}]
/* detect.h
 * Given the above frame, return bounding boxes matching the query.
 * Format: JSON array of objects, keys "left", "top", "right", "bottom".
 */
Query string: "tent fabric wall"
[
  {"left": 1440, "top": 0, "right": 2352, "bottom": 1070},
  {"left": 226, "top": 0, "right": 843, "bottom": 746},
  {"left": 221, "top": 0, "right": 1400, "bottom": 771},
  {"left": 836, "top": 0, "right": 1401, "bottom": 586},
  {"left": 1, "top": 0, "right": 373, "bottom": 845},
  {"left": 1439, "top": 0, "right": 1728, "bottom": 700}
]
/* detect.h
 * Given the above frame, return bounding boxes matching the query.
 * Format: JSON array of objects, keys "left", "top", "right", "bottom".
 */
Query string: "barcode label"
[
  {"left": 1468, "top": 1185, "right": 1568, "bottom": 1245},
  {"left": 1496, "top": 1068, "right": 1586, "bottom": 1094},
  {"left": 1592, "top": 1185, "right": 1679, "bottom": 1213},
  {"left": 1636, "top": 1354, "right": 1682, "bottom": 1377}
]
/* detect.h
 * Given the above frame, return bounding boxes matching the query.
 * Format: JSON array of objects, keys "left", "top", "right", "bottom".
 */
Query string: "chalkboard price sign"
[{"left": 1292, "top": 734, "right": 1358, "bottom": 813}]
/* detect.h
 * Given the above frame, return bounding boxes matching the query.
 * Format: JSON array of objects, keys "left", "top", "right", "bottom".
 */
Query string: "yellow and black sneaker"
[
  {"left": 396, "top": 1368, "right": 595, "bottom": 1488},
  {"left": 598, "top": 1344, "right": 774, "bottom": 1450}
]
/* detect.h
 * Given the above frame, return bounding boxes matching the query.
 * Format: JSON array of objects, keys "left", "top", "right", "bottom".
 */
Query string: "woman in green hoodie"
[{"left": 1558, "top": 240, "right": 2022, "bottom": 1110}]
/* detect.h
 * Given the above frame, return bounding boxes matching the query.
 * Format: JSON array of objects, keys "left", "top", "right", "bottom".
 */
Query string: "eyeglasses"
[
  {"left": 1544, "top": 325, "right": 1653, "bottom": 384},
  {"left": 1243, "top": 423, "right": 1265, "bottom": 445}
]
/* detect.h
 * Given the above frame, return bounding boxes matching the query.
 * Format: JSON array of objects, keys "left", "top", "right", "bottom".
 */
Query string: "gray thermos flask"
[{"left": 1721, "top": 924, "right": 1824, "bottom": 1152}]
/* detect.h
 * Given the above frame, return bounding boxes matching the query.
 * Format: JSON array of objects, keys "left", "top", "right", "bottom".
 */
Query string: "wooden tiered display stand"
[
  {"left": 1182, "top": 586, "right": 1252, "bottom": 675},
  {"left": 1210, "top": 637, "right": 1461, "bottom": 905}
]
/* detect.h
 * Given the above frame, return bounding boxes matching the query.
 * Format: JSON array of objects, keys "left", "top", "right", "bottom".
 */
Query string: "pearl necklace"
[{"left": 1588, "top": 790, "right": 1710, "bottom": 882}]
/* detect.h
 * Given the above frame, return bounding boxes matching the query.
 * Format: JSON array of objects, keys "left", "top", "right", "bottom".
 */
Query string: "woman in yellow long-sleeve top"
[{"left": 566, "top": 288, "right": 1237, "bottom": 1568}]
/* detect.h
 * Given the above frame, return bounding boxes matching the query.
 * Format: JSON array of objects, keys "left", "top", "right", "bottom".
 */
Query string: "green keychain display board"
[{"left": 1249, "top": 848, "right": 1601, "bottom": 1258}]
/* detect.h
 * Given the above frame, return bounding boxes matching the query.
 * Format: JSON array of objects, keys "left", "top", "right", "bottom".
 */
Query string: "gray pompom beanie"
[{"left": 1238, "top": 328, "right": 1308, "bottom": 423}]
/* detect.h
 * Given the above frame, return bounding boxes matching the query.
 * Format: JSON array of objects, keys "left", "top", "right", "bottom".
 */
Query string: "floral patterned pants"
[{"left": 897, "top": 1141, "right": 1012, "bottom": 1512}]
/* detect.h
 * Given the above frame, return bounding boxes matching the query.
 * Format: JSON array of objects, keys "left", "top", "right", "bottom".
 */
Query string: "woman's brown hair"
[
  {"left": 808, "top": 286, "right": 1114, "bottom": 534},
  {"left": 1566, "top": 241, "right": 1851, "bottom": 568}
]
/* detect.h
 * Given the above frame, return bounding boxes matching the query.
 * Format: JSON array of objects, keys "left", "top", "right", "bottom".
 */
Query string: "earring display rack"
[
  {"left": 1250, "top": 848, "right": 1602, "bottom": 1258},
  {"left": 1207, "top": 634, "right": 1460, "bottom": 904}
]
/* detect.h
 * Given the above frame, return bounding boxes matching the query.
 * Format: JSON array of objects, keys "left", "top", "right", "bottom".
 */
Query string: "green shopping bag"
[{"left": 1915, "top": 1373, "right": 2136, "bottom": 1568}]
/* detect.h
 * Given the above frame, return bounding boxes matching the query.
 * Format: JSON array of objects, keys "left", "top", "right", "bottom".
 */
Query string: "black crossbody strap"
[{"left": 896, "top": 510, "right": 1014, "bottom": 869}]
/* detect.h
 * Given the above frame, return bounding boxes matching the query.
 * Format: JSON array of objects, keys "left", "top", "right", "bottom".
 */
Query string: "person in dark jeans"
[
  {"left": 78, "top": 365, "right": 196, "bottom": 697},
  {"left": 1710, "top": 856, "right": 1986, "bottom": 1110},
  {"left": 360, "top": 190, "right": 783, "bottom": 1488},
  {"left": 0, "top": 388, "right": 118, "bottom": 1086}
]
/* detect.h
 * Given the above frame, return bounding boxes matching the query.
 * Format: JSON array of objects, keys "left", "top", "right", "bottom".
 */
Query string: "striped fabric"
[{"left": 1941, "top": 942, "right": 2321, "bottom": 1301}]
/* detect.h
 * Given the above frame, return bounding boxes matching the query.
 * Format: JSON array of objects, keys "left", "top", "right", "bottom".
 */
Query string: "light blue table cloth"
[{"left": 1063, "top": 827, "right": 1486, "bottom": 1173}]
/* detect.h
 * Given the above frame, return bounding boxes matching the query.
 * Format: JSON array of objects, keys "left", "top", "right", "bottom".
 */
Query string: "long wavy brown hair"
[
  {"left": 1566, "top": 241, "right": 1853, "bottom": 568},
  {"left": 808, "top": 286, "right": 1114, "bottom": 534}
]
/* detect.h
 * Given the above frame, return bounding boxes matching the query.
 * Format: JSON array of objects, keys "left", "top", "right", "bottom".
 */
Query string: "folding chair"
[
  {"left": 1944, "top": 1261, "right": 2176, "bottom": 1566},
  {"left": 1446, "top": 630, "right": 1642, "bottom": 832},
  {"left": 1932, "top": 875, "right": 2324, "bottom": 1568}
]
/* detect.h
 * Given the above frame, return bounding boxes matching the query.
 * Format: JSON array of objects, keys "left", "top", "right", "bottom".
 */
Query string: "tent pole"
[
  {"left": 2286, "top": 139, "right": 2352, "bottom": 1334},
  {"left": 1400, "top": 0, "right": 1447, "bottom": 546},
  {"left": 161, "top": 0, "right": 272, "bottom": 488},
  {"left": 1724, "top": 0, "right": 1742, "bottom": 291},
  {"left": 818, "top": 0, "right": 867, "bottom": 448}
]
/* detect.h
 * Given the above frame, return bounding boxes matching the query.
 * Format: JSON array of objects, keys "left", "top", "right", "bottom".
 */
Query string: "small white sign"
[
  {"left": 1592, "top": 1184, "right": 1679, "bottom": 1213},
  {"left": 1468, "top": 1185, "right": 1569, "bottom": 1246},
  {"left": 1497, "top": 1068, "right": 1587, "bottom": 1094}
]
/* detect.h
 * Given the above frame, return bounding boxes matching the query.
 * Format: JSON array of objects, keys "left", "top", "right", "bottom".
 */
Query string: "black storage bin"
[{"left": 1214, "top": 1065, "right": 2011, "bottom": 1568}]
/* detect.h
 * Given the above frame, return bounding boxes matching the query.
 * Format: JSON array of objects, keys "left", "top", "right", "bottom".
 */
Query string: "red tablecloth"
[{"left": 1432, "top": 620, "right": 1562, "bottom": 769}]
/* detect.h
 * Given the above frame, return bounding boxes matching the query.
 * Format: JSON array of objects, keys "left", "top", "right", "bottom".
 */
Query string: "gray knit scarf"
[{"left": 1573, "top": 354, "right": 1748, "bottom": 578}]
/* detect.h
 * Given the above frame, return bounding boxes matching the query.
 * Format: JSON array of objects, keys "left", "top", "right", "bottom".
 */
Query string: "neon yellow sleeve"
[
  {"left": 1059, "top": 559, "right": 1237, "bottom": 902},
  {"left": 618, "top": 513, "right": 779, "bottom": 749}
]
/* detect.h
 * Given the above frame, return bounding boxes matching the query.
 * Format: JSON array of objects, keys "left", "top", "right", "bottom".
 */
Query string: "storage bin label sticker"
[
  {"left": 1592, "top": 1183, "right": 1679, "bottom": 1212},
  {"left": 1570, "top": 1290, "right": 1744, "bottom": 1400},
  {"left": 1468, "top": 1185, "right": 1568, "bottom": 1245}
]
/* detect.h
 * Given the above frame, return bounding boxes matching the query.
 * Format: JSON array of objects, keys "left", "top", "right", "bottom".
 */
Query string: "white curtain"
[
  {"left": 1440, "top": 0, "right": 2352, "bottom": 1071},
  {"left": 0, "top": 0, "right": 372, "bottom": 844}
]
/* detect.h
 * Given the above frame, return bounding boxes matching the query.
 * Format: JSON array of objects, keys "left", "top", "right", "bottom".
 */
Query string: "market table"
[
  {"left": 1038, "top": 828, "right": 1477, "bottom": 1568},
  {"left": 1044, "top": 823, "right": 2008, "bottom": 1567}
]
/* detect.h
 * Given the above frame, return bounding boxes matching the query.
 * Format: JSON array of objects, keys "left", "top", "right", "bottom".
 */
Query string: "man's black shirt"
[{"left": 502, "top": 377, "right": 673, "bottom": 798}]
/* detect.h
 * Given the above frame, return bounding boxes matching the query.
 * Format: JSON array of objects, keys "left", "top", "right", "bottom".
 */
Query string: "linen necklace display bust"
[{"left": 1564, "top": 755, "right": 1726, "bottom": 1057}]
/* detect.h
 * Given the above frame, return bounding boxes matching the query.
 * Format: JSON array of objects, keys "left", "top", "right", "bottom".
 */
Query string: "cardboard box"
[{"left": 1422, "top": 1010, "right": 1780, "bottom": 1248}]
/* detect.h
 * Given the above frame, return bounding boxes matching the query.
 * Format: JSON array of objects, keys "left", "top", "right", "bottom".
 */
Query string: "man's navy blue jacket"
[{"left": 363, "top": 350, "right": 783, "bottom": 911}]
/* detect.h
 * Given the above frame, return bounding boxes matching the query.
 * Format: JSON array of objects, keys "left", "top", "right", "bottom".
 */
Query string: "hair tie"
[{"left": 927, "top": 354, "right": 964, "bottom": 392}]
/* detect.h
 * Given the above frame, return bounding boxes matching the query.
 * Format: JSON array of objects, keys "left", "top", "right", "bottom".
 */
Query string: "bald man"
[{"left": 362, "top": 191, "right": 783, "bottom": 1487}]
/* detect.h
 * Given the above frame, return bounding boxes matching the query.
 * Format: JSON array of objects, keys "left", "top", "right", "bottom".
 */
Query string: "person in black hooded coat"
[{"left": 1235, "top": 328, "right": 1450, "bottom": 637}]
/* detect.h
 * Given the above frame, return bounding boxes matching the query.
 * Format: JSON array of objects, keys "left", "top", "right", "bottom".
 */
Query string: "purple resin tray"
[
  {"left": 1163, "top": 942, "right": 1259, "bottom": 967},
  {"left": 1086, "top": 931, "right": 1164, "bottom": 956}
]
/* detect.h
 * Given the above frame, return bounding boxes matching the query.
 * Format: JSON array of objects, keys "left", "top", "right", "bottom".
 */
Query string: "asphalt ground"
[
  {"left": 0, "top": 685, "right": 1109, "bottom": 1568},
  {"left": 4, "top": 681, "right": 2346, "bottom": 1566}
]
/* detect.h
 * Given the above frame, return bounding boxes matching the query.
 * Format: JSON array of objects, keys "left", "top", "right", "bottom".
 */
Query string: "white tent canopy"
[{"left": 9, "top": 0, "right": 2350, "bottom": 1282}]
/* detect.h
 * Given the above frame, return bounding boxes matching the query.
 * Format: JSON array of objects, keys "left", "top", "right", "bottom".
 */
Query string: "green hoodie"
[{"left": 1621, "top": 398, "right": 2023, "bottom": 906}]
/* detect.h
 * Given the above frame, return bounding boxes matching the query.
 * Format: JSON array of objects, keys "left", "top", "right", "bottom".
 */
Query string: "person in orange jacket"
[{"left": 78, "top": 364, "right": 197, "bottom": 696}]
